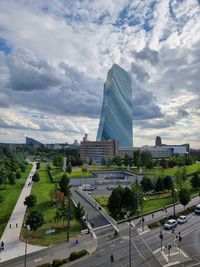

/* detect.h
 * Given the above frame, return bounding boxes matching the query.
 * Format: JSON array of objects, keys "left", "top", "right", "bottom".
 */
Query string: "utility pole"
[
  {"left": 24, "top": 225, "right": 30, "bottom": 267},
  {"left": 129, "top": 221, "right": 131, "bottom": 267}
]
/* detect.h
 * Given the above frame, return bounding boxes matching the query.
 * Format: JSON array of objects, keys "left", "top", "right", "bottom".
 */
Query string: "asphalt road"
[
  {"left": 1, "top": 209, "right": 200, "bottom": 267},
  {"left": 71, "top": 189, "right": 109, "bottom": 228}
]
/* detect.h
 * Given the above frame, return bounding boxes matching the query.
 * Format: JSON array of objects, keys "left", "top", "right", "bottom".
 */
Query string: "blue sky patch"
[{"left": 0, "top": 38, "right": 12, "bottom": 54}]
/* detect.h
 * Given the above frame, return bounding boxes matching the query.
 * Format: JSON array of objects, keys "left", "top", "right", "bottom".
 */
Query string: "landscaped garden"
[{"left": 22, "top": 164, "right": 84, "bottom": 246}]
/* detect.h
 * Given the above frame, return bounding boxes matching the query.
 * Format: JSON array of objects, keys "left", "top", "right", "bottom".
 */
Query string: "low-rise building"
[{"left": 80, "top": 139, "right": 118, "bottom": 164}]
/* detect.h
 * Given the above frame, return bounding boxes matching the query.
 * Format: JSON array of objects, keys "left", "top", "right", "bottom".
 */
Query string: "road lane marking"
[
  {"left": 99, "top": 249, "right": 105, "bottom": 252},
  {"left": 163, "top": 261, "right": 179, "bottom": 267},
  {"left": 110, "top": 244, "right": 115, "bottom": 247},
  {"left": 34, "top": 258, "right": 42, "bottom": 262},
  {"left": 120, "top": 240, "right": 125, "bottom": 243}
]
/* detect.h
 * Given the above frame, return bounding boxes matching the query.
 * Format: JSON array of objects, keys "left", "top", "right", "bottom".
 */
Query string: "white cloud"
[{"left": 0, "top": 0, "right": 199, "bottom": 148}]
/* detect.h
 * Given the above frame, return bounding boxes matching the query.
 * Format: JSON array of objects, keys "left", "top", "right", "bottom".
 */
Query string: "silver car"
[
  {"left": 177, "top": 215, "right": 187, "bottom": 224},
  {"left": 164, "top": 219, "right": 177, "bottom": 230}
]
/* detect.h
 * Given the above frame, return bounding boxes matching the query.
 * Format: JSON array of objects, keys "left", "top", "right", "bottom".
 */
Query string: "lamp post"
[
  {"left": 129, "top": 220, "right": 132, "bottom": 267},
  {"left": 24, "top": 224, "right": 30, "bottom": 267},
  {"left": 173, "top": 186, "right": 177, "bottom": 216}
]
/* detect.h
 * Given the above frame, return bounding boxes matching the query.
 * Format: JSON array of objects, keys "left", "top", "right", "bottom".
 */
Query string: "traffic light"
[{"left": 110, "top": 255, "right": 114, "bottom": 262}]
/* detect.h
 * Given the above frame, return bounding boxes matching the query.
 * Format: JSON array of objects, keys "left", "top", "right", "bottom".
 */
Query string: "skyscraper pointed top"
[{"left": 97, "top": 64, "right": 133, "bottom": 147}]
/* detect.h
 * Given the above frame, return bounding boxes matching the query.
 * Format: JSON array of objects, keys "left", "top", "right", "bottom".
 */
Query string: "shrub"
[
  {"left": 52, "top": 259, "right": 63, "bottom": 267},
  {"left": 69, "top": 250, "right": 88, "bottom": 261},
  {"left": 0, "top": 195, "right": 4, "bottom": 203},
  {"left": 36, "top": 263, "right": 51, "bottom": 267}
]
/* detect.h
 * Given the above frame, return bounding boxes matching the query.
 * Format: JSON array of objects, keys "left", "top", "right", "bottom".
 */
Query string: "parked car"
[
  {"left": 195, "top": 204, "right": 200, "bottom": 215},
  {"left": 177, "top": 215, "right": 187, "bottom": 224},
  {"left": 164, "top": 219, "right": 177, "bottom": 230}
]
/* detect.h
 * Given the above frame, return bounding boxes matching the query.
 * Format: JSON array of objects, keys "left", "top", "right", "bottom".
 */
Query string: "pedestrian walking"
[
  {"left": 9, "top": 224, "right": 11, "bottom": 229},
  {"left": 16, "top": 223, "right": 18, "bottom": 228},
  {"left": 1, "top": 241, "right": 4, "bottom": 251},
  {"left": 152, "top": 213, "right": 154, "bottom": 218}
]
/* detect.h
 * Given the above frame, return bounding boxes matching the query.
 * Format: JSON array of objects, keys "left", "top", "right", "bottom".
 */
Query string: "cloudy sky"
[{"left": 0, "top": 0, "right": 199, "bottom": 148}]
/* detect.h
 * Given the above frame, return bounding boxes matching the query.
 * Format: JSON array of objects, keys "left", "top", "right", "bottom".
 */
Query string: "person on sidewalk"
[{"left": 1, "top": 241, "right": 4, "bottom": 251}]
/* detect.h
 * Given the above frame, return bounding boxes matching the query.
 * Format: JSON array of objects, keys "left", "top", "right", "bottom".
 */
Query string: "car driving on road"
[
  {"left": 164, "top": 219, "right": 177, "bottom": 230},
  {"left": 195, "top": 204, "right": 200, "bottom": 215},
  {"left": 177, "top": 215, "right": 187, "bottom": 224}
]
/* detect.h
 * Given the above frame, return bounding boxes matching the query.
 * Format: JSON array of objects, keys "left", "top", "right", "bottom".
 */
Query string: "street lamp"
[
  {"left": 173, "top": 186, "right": 178, "bottom": 216},
  {"left": 129, "top": 220, "right": 131, "bottom": 267},
  {"left": 24, "top": 224, "right": 30, "bottom": 267}
]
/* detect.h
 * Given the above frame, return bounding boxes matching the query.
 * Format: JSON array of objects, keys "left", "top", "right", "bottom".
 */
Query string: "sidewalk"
[{"left": 0, "top": 162, "right": 45, "bottom": 263}]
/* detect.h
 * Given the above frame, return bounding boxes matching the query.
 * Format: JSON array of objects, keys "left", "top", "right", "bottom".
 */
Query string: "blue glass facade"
[{"left": 97, "top": 64, "right": 133, "bottom": 147}]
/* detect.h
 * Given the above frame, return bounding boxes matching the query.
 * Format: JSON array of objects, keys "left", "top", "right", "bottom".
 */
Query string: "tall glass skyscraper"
[{"left": 97, "top": 64, "right": 133, "bottom": 147}]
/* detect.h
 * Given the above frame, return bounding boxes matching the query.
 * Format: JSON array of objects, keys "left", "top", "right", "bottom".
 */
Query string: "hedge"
[{"left": 69, "top": 249, "right": 88, "bottom": 261}]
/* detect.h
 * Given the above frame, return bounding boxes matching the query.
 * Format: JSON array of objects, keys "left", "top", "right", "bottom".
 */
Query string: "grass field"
[
  {"left": 24, "top": 165, "right": 84, "bottom": 246},
  {"left": 93, "top": 193, "right": 173, "bottom": 218},
  {"left": 141, "top": 163, "right": 200, "bottom": 177},
  {"left": 0, "top": 164, "right": 32, "bottom": 238}
]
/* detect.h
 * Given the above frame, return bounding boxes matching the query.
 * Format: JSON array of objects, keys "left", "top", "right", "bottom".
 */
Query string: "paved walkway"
[{"left": 0, "top": 162, "right": 45, "bottom": 263}]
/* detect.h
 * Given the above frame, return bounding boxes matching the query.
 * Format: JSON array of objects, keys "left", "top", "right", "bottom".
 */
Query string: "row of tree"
[
  {"left": 0, "top": 148, "right": 28, "bottom": 186},
  {"left": 101, "top": 150, "right": 195, "bottom": 169}
]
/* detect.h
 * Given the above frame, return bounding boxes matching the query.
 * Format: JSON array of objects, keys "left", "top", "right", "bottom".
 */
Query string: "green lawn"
[
  {"left": 93, "top": 194, "right": 173, "bottom": 218},
  {"left": 0, "top": 164, "right": 32, "bottom": 238},
  {"left": 24, "top": 165, "right": 84, "bottom": 246},
  {"left": 141, "top": 163, "right": 200, "bottom": 177},
  {"left": 50, "top": 167, "right": 64, "bottom": 182}
]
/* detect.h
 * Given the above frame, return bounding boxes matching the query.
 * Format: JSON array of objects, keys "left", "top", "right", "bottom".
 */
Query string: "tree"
[
  {"left": 159, "top": 159, "right": 167, "bottom": 169},
  {"left": 8, "top": 172, "right": 16, "bottom": 185},
  {"left": 24, "top": 195, "right": 37, "bottom": 207},
  {"left": 66, "top": 162, "right": 72, "bottom": 174},
  {"left": 123, "top": 187, "right": 136, "bottom": 212},
  {"left": 140, "top": 177, "right": 154, "bottom": 192},
  {"left": 131, "top": 181, "right": 144, "bottom": 214},
  {"left": 190, "top": 172, "right": 200, "bottom": 189},
  {"left": 59, "top": 173, "right": 71, "bottom": 197},
  {"left": 26, "top": 210, "right": 44, "bottom": 230},
  {"left": 181, "top": 167, "right": 187, "bottom": 182},
  {"left": 112, "top": 155, "right": 122, "bottom": 167},
  {"left": 101, "top": 157, "right": 106, "bottom": 166},
  {"left": 0, "top": 167, "right": 7, "bottom": 186},
  {"left": 155, "top": 177, "right": 164, "bottom": 192},
  {"left": 140, "top": 151, "right": 153, "bottom": 169},
  {"left": 55, "top": 200, "right": 73, "bottom": 241},
  {"left": 53, "top": 155, "right": 64, "bottom": 168},
  {"left": 133, "top": 150, "right": 140, "bottom": 167},
  {"left": 16, "top": 170, "right": 21, "bottom": 179},
  {"left": 74, "top": 202, "right": 85, "bottom": 219},
  {"left": 179, "top": 188, "right": 190, "bottom": 210},
  {"left": 124, "top": 154, "right": 132, "bottom": 167},
  {"left": 163, "top": 176, "right": 173, "bottom": 191},
  {"left": 107, "top": 188, "right": 122, "bottom": 218},
  {"left": 82, "top": 166, "right": 87, "bottom": 176},
  {"left": 32, "top": 172, "right": 40, "bottom": 182},
  {"left": 175, "top": 168, "right": 183, "bottom": 190},
  {"left": 36, "top": 162, "right": 40, "bottom": 169}
]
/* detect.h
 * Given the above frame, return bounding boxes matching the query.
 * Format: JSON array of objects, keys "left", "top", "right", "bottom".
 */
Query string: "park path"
[{"left": 0, "top": 162, "right": 45, "bottom": 263}]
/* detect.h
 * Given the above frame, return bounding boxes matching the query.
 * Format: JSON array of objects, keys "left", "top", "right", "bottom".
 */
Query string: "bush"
[
  {"left": 36, "top": 263, "right": 51, "bottom": 267},
  {"left": 52, "top": 259, "right": 63, "bottom": 267},
  {"left": 0, "top": 195, "right": 4, "bottom": 203},
  {"left": 69, "top": 250, "right": 88, "bottom": 261}
]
